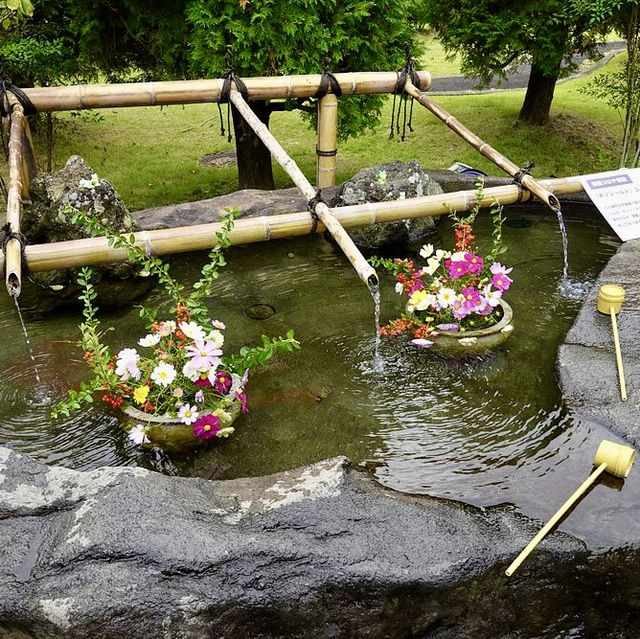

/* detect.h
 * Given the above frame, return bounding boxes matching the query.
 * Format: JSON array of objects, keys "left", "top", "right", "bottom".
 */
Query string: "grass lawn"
[{"left": 27, "top": 49, "right": 626, "bottom": 212}]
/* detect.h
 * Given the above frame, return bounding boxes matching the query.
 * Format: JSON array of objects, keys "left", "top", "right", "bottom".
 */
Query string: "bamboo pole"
[
  {"left": 0, "top": 175, "right": 586, "bottom": 275},
  {"left": 20, "top": 117, "right": 38, "bottom": 196},
  {"left": 404, "top": 81, "right": 561, "bottom": 213},
  {"left": 316, "top": 93, "right": 338, "bottom": 187},
  {"left": 19, "top": 71, "right": 432, "bottom": 113},
  {"left": 228, "top": 89, "right": 379, "bottom": 290},
  {"left": 3, "top": 95, "right": 26, "bottom": 297}
]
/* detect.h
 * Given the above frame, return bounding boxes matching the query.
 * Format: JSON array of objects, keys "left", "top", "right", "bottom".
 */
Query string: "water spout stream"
[{"left": 12, "top": 294, "right": 41, "bottom": 384}]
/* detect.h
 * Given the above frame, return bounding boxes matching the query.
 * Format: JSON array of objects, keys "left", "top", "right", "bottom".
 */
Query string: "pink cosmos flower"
[
  {"left": 482, "top": 284, "right": 502, "bottom": 307},
  {"left": 461, "top": 286, "right": 481, "bottom": 309},
  {"left": 491, "top": 273, "right": 513, "bottom": 292},
  {"left": 235, "top": 388, "right": 249, "bottom": 413},
  {"left": 214, "top": 371, "right": 232, "bottom": 395},
  {"left": 490, "top": 262, "right": 513, "bottom": 277},
  {"left": 463, "top": 252, "right": 483, "bottom": 275},
  {"left": 445, "top": 258, "right": 469, "bottom": 279},
  {"left": 185, "top": 338, "right": 222, "bottom": 370},
  {"left": 451, "top": 298, "right": 469, "bottom": 320},
  {"left": 115, "top": 348, "right": 141, "bottom": 381},
  {"left": 192, "top": 414, "right": 221, "bottom": 439}
]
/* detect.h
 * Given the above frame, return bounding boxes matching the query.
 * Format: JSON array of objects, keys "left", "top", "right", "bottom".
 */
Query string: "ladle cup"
[
  {"left": 505, "top": 439, "right": 635, "bottom": 577},
  {"left": 597, "top": 284, "right": 627, "bottom": 401}
]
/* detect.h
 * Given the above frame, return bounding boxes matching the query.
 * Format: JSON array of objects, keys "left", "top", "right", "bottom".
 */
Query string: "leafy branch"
[{"left": 222, "top": 330, "right": 300, "bottom": 373}]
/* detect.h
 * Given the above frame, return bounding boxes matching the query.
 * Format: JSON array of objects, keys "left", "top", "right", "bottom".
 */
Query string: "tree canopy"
[{"left": 420, "top": 0, "right": 623, "bottom": 124}]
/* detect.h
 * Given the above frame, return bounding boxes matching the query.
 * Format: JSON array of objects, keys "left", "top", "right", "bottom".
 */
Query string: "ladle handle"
[
  {"left": 505, "top": 463, "right": 608, "bottom": 577},
  {"left": 610, "top": 307, "right": 627, "bottom": 402}
]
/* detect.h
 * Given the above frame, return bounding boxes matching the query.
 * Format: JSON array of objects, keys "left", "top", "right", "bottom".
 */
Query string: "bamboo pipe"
[
  {"left": 0, "top": 175, "right": 586, "bottom": 276},
  {"left": 316, "top": 93, "right": 338, "bottom": 187},
  {"left": 20, "top": 117, "right": 38, "bottom": 195},
  {"left": 404, "top": 81, "right": 561, "bottom": 214},
  {"left": 3, "top": 94, "right": 26, "bottom": 297},
  {"left": 505, "top": 439, "right": 635, "bottom": 576},
  {"left": 19, "top": 71, "right": 432, "bottom": 113},
  {"left": 228, "top": 89, "right": 378, "bottom": 290},
  {"left": 597, "top": 285, "right": 627, "bottom": 401}
]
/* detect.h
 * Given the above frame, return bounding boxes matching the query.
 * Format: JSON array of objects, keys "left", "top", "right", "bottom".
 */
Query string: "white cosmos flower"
[
  {"left": 435, "top": 249, "right": 450, "bottom": 261},
  {"left": 419, "top": 243, "right": 434, "bottom": 258},
  {"left": 414, "top": 294, "right": 436, "bottom": 312},
  {"left": 179, "top": 321, "right": 206, "bottom": 340},
  {"left": 395, "top": 282, "right": 404, "bottom": 294},
  {"left": 151, "top": 362, "right": 177, "bottom": 387},
  {"left": 450, "top": 251, "right": 466, "bottom": 262},
  {"left": 205, "top": 329, "right": 224, "bottom": 349},
  {"left": 437, "top": 287, "right": 457, "bottom": 308},
  {"left": 425, "top": 257, "right": 440, "bottom": 276},
  {"left": 182, "top": 361, "right": 199, "bottom": 382},
  {"left": 128, "top": 424, "right": 149, "bottom": 445},
  {"left": 178, "top": 404, "right": 199, "bottom": 425},
  {"left": 138, "top": 333, "right": 161, "bottom": 347}
]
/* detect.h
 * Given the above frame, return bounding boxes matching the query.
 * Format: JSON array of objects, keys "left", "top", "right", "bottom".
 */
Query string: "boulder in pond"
[
  {"left": 330, "top": 160, "right": 443, "bottom": 248},
  {"left": 21, "top": 156, "right": 152, "bottom": 307}
]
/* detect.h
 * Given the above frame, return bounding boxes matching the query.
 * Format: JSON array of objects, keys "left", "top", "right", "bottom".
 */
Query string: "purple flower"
[
  {"left": 452, "top": 298, "right": 469, "bottom": 320},
  {"left": 194, "top": 390, "right": 204, "bottom": 403},
  {"left": 436, "top": 323, "right": 460, "bottom": 332},
  {"left": 185, "top": 338, "right": 223, "bottom": 370},
  {"left": 194, "top": 372, "right": 212, "bottom": 388},
  {"left": 463, "top": 252, "right": 483, "bottom": 275},
  {"left": 410, "top": 338, "right": 434, "bottom": 348},
  {"left": 491, "top": 273, "right": 513, "bottom": 292},
  {"left": 235, "top": 388, "right": 249, "bottom": 413},
  {"left": 214, "top": 371, "right": 232, "bottom": 395},
  {"left": 193, "top": 414, "right": 221, "bottom": 439},
  {"left": 408, "top": 279, "right": 425, "bottom": 294},
  {"left": 445, "top": 258, "right": 469, "bottom": 279}
]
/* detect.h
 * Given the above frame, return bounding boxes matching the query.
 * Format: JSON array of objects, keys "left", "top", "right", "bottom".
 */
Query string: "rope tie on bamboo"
[
  {"left": 389, "top": 50, "right": 419, "bottom": 141},
  {"left": 1, "top": 222, "right": 29, "bottom": 276},
  {"left": 512, "top": 161, "right": 535, "bottom": 203},
  {"left": 307, "top": 190, "right": 325, "bottom": 234},
  {"left": 217, "top": 46, "right": 249, "bottom": 143},
  {"left": 0, "top": 77, "right": 36, "bottom": 159},
  {"left": 313, "top": 61, "right": 343, "bottom": 100}
]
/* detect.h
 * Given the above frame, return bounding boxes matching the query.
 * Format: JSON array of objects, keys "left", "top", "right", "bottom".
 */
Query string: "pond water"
[{"left": 1, "top": 206, "right": 636, "bottom": 546}]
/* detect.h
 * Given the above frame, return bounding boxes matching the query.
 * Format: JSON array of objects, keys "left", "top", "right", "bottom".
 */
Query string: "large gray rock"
[
  {"left": 2, "top": 445, "right": 639, "bottom": 638},
  {"left": 21, "top": 156, "right": 152, "bottom": 306},
  {"left": 558, "top": 239, "right": 640, "bottom": 445},
  {"left": 330, "top": 160, "right": 443, "bottom": 248}
]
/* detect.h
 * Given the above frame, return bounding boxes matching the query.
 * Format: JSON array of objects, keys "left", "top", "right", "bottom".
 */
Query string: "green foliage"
[
  {"left": 185, "top": 0, "right": 421, "bottom": 140},
  {"left": 222, "top": 330, "right": 301, "bottom": 372}
]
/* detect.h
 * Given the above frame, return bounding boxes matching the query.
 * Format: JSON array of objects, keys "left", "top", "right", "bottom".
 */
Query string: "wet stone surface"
[{"left": 0, "top": 446, "right": 639, "bottom": 637}]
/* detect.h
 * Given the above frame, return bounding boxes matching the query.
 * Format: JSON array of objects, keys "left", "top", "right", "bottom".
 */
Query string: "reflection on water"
[{"left": 0, "top": 209, "right": 626, "bottom": 532}]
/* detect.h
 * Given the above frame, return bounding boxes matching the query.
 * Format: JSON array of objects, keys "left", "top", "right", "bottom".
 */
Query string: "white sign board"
[{"left": 580, "top": 168, "right": 640, "bottom": 241}]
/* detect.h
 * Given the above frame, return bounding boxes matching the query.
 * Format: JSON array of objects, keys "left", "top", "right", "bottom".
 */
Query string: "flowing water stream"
[{"left": 2, "top": 207, "right": 637, "bottom": 546}]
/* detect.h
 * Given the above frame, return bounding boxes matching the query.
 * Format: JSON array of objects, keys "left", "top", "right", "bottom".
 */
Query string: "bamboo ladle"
[
  {"left": 597, "top": 285, "right": 627, "bottom": 402},
  {"left": 505, "top": 439, "right": 635, "bottom": 576}
]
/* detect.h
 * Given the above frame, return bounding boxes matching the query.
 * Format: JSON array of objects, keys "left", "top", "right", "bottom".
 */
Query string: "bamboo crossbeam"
[
  {"left": 228, "top": 89, "right": 379, "bottom": 290},
  {"left": 19, "top": 71, "right": 432, "bottom": 113},
  {"left": 3, "top": 94, "right": 26, "bottom": 297},
  {"left": 404, "top": 81, "right": 561, "bottom": 213},
  {"left": 0, "top": 175, "right": 585, "bottom": 275}
]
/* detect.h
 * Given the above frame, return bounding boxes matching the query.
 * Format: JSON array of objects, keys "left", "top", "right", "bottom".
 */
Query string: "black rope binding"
[
  {"left": 307, "top": 190, "right": 324, "bottom": 234},
  {"left": 1, "top": 222, "right": 29, "bottom": 276},
  {"left": 0, "top": 76, "right": 37, "bottom": 160},
  {"left": 390, "top": 49, "right": 420, "bottom": 141},
  {"left": 217, "top": 45, "right": 249, "bottom": 143},
  {"left": 512, "top": 162, "right": 535, "bottom": 203},
  {"left": 313, "top": 60, "right": 343, "bottom": 100}
]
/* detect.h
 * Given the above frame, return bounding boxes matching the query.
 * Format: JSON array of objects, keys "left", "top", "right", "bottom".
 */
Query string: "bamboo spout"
[
  {"left": 228, "top": 90, "right": 378, "bottom": 290},
  {"left": 3, "top": 94, "right": 27, "bottom": 298},
  {"left": 404, "top": 81, "right": 561, "bottom": 213}
]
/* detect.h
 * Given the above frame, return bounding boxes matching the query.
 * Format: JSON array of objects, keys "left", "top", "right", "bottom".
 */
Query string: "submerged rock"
[
  {"left": 2, "top": 445, "right": 638, "bottom": 638},
  {"left": 21, "top": 156, "right": 152, "bottom": 306},
  {"left": 330, "top": 160, "right": 443, "bottom": 248}
]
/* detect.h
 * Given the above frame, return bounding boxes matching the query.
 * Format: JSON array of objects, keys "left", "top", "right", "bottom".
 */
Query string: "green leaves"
[{"left": 222, "top": 331, "right": 301, "bottom": 373}]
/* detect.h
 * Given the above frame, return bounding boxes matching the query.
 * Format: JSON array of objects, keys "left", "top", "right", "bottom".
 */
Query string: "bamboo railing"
[
  {"left": 0, "top": 176, "right": 585, "bottom": 275},
  {"left": 404, "top": 80, "right": 561, "bottom": 213},
  {"left": 19, "top": 71, "right": 431, "bottom": 112},
  {"left": 228, "top": 89, "right": 379, "bottom": 290}
]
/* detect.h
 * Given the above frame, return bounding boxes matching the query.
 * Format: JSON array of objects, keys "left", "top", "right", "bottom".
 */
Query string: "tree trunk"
[
  {"left": 231, "top": 99, "right": 275, "bottom": 190},
  {"left": 518, "top": 59, "right": 560, "bottom": 125}
]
